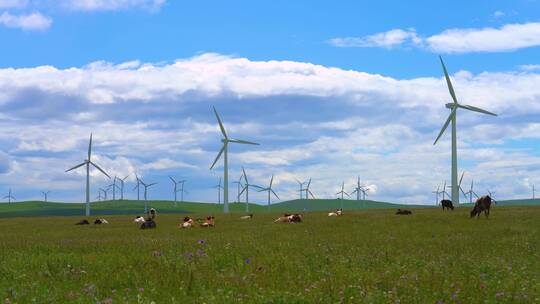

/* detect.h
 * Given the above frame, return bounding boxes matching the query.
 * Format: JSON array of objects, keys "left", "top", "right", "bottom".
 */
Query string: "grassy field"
[{"left": 0, "top": 206, "right": 539, "bottom": 303}]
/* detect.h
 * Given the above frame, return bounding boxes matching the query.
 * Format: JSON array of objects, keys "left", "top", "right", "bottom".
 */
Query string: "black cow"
[
  {"left": 470, "top": 195, "right": 495, "bottom": 219},
  {"left": 441, "top": 199, "right": 454, "bottom": 211},
  {"left": 396, "top": 209, "right": 412, "bottom": 215},
  {"left": 140, "top": 219, "right": 156, "bottom": 229},
  {"left": 75, "top": 219, "right": 90, "bottom": 225}
]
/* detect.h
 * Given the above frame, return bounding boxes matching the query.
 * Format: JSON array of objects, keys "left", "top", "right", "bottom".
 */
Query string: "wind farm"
[{"left": 2, "top": 1, "right": 540, "bottom": 302}]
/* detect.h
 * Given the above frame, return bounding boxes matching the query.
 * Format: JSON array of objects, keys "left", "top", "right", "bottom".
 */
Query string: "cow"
[
  {"left": 94, "top": 218, "right": 109, "bottom": 224},
  {"left": 396, "top": 209, "right": 412, "bottom": 215},
  {"left": 200, "top": 216, "right": 215, "bottom": 227},
  {"left": 140, "top": 219, "right": 156, "bottom": 229},
  {"left": 240, "top": 214, "right": 253, "bottom": 220},
  {"left": 181, "top": 217, "right": 194, "bottom": 228},
  {"left": 134, "top": 216, "right": 145, "bottom": 223},
  {"left": 470, "top": 195, "right": 495, "bottom": 219},
  {"left": 328, "top": 208, "right": 343, "bottom": 217},
  {"left": 274, "top": 213, "right": 302, "bottom": 223},
  {"left": 440, "top": 199, "right": 454, "bottom": 211},
  {"left": 75, "top": 219, "right": 90, "bottom": 225},
  {"left": 148, "top": 208, "right": 157, "bottom": 220}
]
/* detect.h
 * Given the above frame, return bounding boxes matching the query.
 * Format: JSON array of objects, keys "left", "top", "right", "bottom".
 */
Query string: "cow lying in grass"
[
  {"left": 200, "top": 216, "right": 215, "bottom": 227},
  {"left": 75, "top": 219, "right": 90, "bottom": 225},
  {"left": 470, "top": 195, "right": 495, "bottom": 219},
  {"left": 274, "top": 213, "right": 302, "bottom": 223},
  {"left": 134, "top": 216, "right": 145, "bottom": 223},
  {"left": 328, "top": 208, "right": 343, "bottom": 217},
  {"left": 94, "top": 218, "right": 109, "bottom": 224},
  {"left": 181, "top": 217, "right": 194, "bottom": 228},
  {"left": 396, "top": 209, "right": 412, "bottom": 215},
  {"left": 148, "top": 208, "right": 157, "bottom": 220},
  {"left": 441, "top": 199, "right": 454, "bottom": 211},
  {"left": 240, "top": 214, "right": 253, "bottom": 220}
]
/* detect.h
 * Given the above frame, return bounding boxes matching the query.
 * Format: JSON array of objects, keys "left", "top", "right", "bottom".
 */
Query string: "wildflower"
[
  {"left": 139, "top": 288, "right": 144, "bottom": 293},
  {"left": 196, "top": 249, "right": 206, "bottom": 256},
  {"left": 197, "top": 240, "right": 205, "bottom": 245},
  {"left": 245, "top": 258, "right": 251, "bottom": 265}
]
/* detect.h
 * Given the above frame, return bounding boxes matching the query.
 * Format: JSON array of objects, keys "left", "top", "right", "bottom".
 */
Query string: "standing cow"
[
  {"left": 440, "top": 199, "right": 454, "bottom": 211},
  {"left": 470, "top": 195, "right": 495, "bottom": 219}
]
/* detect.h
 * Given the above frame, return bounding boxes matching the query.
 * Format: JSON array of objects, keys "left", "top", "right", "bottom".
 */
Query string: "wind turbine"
[
  {"left": 3, "top": 189, "right": 15, "bottom": 203},
  {"left": 138, "top": 178, "right": 157, "bottom": 214},
  {"left": 336, "top": 181, "right": 350, "bottom": 209},
  {"left": 66, "top": 133, "right": 110, "bottom": 216},
  {"left": 41, "top": 191, "right": 51, "bottom": 202},
  {"left": 295, "top": 178, "right": 306, "bottom": 199},
  {"left": 100, "top": 187, "right": 108, "bottom": 201},
  {"left": 232, "top": 172, "right": 244, "bottom": 203},
  {"left": 447, "top": 172, "right": 468, "bottom": 201},
  {"left": 108, "top": 177, "right": 119, "bottom": 201},
  {"left": 432, "top": 185, "right": 440, "bottom": 206},
  {"left": 533, "top": 184, "right": 536, "bottom": 200},
  {"left": 210, "top": 107, "right": 260, "bottom": 213},
  {"left": 117, "top": 175, "right": 129, "bottom": 200},
  {"left": 96, "top": 191, "right": 104, "bottom": 201},
  {"left": 257, "top": 174, "right": 279, "bottom": 212},
  {"left": 169, "top": 176, "right": 186, "bottom": 206},
  {"left": 305, "top": 178, "right": 315, "bottom": 199},
  {"left": 434, "top": 57, "right": 497, "bottom": 207},
  {"left": 213, "top": 177, "right": 224, "bottom": 204},
  {"left": 239, "top": 167, "right": 262, "bottom": 213},
  {"left": 133, "top": 174, "right": 142, "bottom": 200},
  {"left": 440, "top": 181, "right": 450, "bottom": 201},
  {"left": 464, "top": 179, "right": 479, "bottom": 203}
]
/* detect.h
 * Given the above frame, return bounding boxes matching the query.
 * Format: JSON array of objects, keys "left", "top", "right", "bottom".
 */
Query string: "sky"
[{"left": 0, "top": 0, "right": 539, "bottom": 205}]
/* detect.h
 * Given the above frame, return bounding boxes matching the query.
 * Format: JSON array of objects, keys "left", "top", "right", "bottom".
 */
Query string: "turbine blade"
[
  {"left": 228, "top": 138, "right": 260, "bottom": 145},
  {"left": 457, "top": 104, "right": 497, "bottom": 116},
  {"left": 434, "top": 108, "right": 456, "bottom": 145},
  {"left": 169, "top": 176, "right": 176, "bottom": 183},
  {"left": 90, "top": 161, "right": 110, "bottom": 178},
  {"left": 459, "top": 172, "right": 465, "bottom": 186},
  {"left": 88, "top": 133, "right": 93, "bottom": 160},
  {"left": 307, "top": 178, "right": 312, "bottom": 188},
  {"left": 242, "top": 167, "right": 248, "bottom": 183},
  {"left": 213, "top": 106, "right": 228, "bottom": 138},
  {"left": 439, "top": 56, "right": 458, "bottom": 104},
  {"left": 271, "top": 189, "right": 280, "bottom": 200},
  {"left": 308, "top": 190, "right": 315, "bottom": 199},
  {"left": 148, "top": 183, "right": 157, "bottom": 187},
  {"left": 66, "top": 161, "right": 87, "bottom": 172},
  {"left": 239, "top": 186, "right": 247, "bottom": 196},
  {"left": 210, "top": 145, "right": 225, "bottom": 169},
  {"left": 270, "top": 175, "right": 274, "bottom": 188}
]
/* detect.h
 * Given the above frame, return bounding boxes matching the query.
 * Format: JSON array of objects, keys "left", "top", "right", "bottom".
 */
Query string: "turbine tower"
[
  {"left": 117, "top": 175, "right": 129, "bottom": 200},
  {"left": 169, "top": 176, "right": 186, "bottom": 206},
  {"left": 138, "top": 178, "right": 157, "bottom": 214},
  {"left": 108, "top": 177, "right": 119, "bottom": 201},
  {"left": 213, "top": 177, "right": 224, "bottom": 204},
  {"left": 133, "top": 174, "right": 142, "bottom": 200},
  {"left": 336, "top": 181, "right": 350, "bottom": 209},
  {"left": 238, "top": 167, "right": 262, "bottom": 213},
  {"left": 210, "top": 107, "right": 259, "bottom": 213},
  {"left": 232, "top": 172, "right": 244, "bottom": 203},
  {"left": 434, "top": 57, "right": 497, "bottom": 207},
  {"left": 351, "top": 176, "right": 369, "bottom": 206},
  {"left": 533, "top": 184, "right": 536, "bottom": 200},
  {"left": 3, "top": 189, "right": 15, "bottom": 203},
  {"left": 432, "top": 185, "right": 440, "bottom": 206},
  {"left": 295, "top": 178, "right": 306, "bottom": 199},
  {"left": 66, "top": 133, "right": 110, "bottom": 216},
  {"left": 41, "top": 191, "right": 51, "bottom": 202},
  {"left": 464, "top": 180, "right": 479, "bottom": 203},
  {"left": 257, "top": 174, "right": 279, "bottom": 212}
]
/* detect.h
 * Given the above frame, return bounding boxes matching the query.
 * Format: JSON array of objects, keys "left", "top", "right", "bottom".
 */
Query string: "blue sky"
[{"left": 0, "top": 0, "right": 540, "bottom": 204}]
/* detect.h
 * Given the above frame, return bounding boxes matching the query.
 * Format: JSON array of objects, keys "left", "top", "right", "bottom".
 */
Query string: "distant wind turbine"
[
  {"left": 100, "top": 187, "right": 108, "bottom": 201},
  {"left": 239, "top": 167, "right": 263, "bottom": 213},
  {"left": 66, "top": 133, "right": 110, "bottom": 216},
  {"left": 169, "top": 176, "right": 186, "bottom": 206},
  {"left": 133, "top": 174, "right": 142, "bottom": 200},
  {"left": 232, "top": 172, "right": 244, "bottom": 203},
  {"left": 533, "top": 184, "right": 536, "bottom": 200},
  {"left": 138, "top": 178, "right": 157, "bottom": 214},
  {"left": 257, "top": 174, "right": 279, "bottom": 212},
  {"left": 336, "top": 181, "right": 350, "bottom": 209},
  {"left": 295, "top": 178, "right": 306, "bottom": 199},
  {"left": 108, "top": 177, "right": 119, "bottom": 201},
  {"left": 210, "top": 107, "right": 260, "bottom": 213},
  {"left": 434, "top": 57, "right": 497, "bottom": 207},
  {"left": 117, "top": 175, "right": 129, "bottom": 200},
  {"left": 351, "top": 176, "right": 369, "bottom": 207},
  {"left": 432, "top": 185, "right": 440, "bottom": 206},
  {"left": 41, "top": 191, "right": 51, "bottom": 202},
  {"left": 213, "top": 177, "right": 224, "bottom": 204},
  {"left": 3, "top": 188, "right": 15, "bottom": 203},
  {"left": 464, "top": 180, "right": 479, "bottom": 203}
]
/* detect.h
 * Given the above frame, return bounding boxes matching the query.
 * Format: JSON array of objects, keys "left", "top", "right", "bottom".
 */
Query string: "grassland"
[{"left": 0, "top": 206, "right": 539, "bottom": 303}]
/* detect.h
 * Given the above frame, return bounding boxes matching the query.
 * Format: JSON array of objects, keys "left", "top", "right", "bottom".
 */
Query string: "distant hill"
[{"left": 1, "top": 198, "right": 539, "bottom": 218}]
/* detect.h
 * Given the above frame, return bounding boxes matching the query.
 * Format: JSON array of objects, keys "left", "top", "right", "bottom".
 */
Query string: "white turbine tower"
[
  {"left": 336, "top": 181, "right": 350, "bottom": 209},
  {"left": 532, "top": 184, "right": 536, "bottom": 200},
  {"left": 213, "top": 177, "right": 224, "bottom": 204},
  {"left": 210, "top": 107, "right": 259, "bottom": 213},
  {"left": 138, "top": 178, "right": 157, "bottom": 214},
  {"left": 465, "top": 180, "right": 479, "bottom": 203},
  {"left": 3, "top": 188, "right": 15, "bottom": 203},
  {"left": 117, "top": 175, "right": 129, "bottom": 200},
  {"left": 434, "top": 57, "right": 497, "bottom": 207},
  {"left": 238, "top": 167, "right": 262, "bottom": 213},
  {"left": 257, "top": 174, "right": 279, "bottom": 212},
  {"left": 295, "top": 178, "right": 306, "bottom": 199},
  {"left": 169, "top": 176, "right": 186, "bottom": 206},
  {"left": 41, "top": 191, "right": 51, "bottom": 202},
  {"left": 66, "top": 134, "right": 110, "bottom": 216}
]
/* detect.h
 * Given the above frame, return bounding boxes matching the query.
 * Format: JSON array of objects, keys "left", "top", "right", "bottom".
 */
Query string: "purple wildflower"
[
  {"left": 245, "top": 258, "right": 251, "bottom": 265},
  {"left": 197, "top": 240, "right": 205, "bottom": 245}
]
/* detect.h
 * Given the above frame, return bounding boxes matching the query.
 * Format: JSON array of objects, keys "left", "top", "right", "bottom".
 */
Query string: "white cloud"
[
  {"left": 519, "top": 64, "right": 540, "bottom": 72},
  {"left": 330, "top": 22, "right": 540, "bottom": 54},
  {"left": 493, "top": 11, "right": 505, "bottom": 18},
  {"left": 329, "top": 29, "right": 421, "bottom": 48},
  {"left": 0, "top": 0, "right": 27, "bottom": 9},
  {"left": 141, "top": 158, "right": 196, "bottom": 170},
  {"left": 0, "top": 11, "right": 51, "bottom": 30},
  {"left": 61, "top": 0, "right": 166, "bottom": 11}
]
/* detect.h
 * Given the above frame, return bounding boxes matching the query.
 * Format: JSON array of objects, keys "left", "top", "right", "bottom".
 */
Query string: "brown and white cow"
[
  {"left": 181, "top": 216, "right": 194, "bottom": 228},
  {"left": 240, "top": 214, "right": 253, "bottom": 220},
  {"left": 328, "top": 208, "right": 343, "bottom": 217},
  {"left": 274, "top": 213, "right": 302, "bottom": 223},
  {"left": 200, "top": 216, "right": 215, "bottom": 227}
]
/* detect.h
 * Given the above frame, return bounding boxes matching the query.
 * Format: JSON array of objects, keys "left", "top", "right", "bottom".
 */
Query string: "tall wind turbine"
[
  {"left": 351, "top": 176, "right": 369, "bottom": 207},
  {"left": 238, "top": 167, "right": 262, "bottom": 213},
  {"left": 41, "top": 191, "right": 51, "bottom": 202},
  {"left": 295, "top": 178, "right": 306, "bottom": 199},
  {"left": 66, "top": 133, "right": 110, "bottom": 216},
  {"left": 117, "top": 175, "right": 129, "bottom": 200},
  {"left": 213, "top": 177, "right": 224, "bottom": 204},
  {"left": 138, "top": 178, "right": 157, "bottom": 214},
  {"left": 336, "top": 181, "right": 350, "bottom": 209},
  {"left": 258, "top": 174, "right": 279, "bottom": 211},
  {"left": 169, "top": 176, "right": 186, "bottom": 206},
  {"left": 210, "top": 107, "right": 259, "bottom": 213},
  {"left": 3, "top": 189, "right": 15, "bottom": 203},
  {"left": 304, "top": 178, "right": 315, "bottom": 199},
  {"left": 434, "top": 57, "right": 497, "bottom": 207},
  {"left": 464, "top": 180, "right": 479, "bottom": 203}
]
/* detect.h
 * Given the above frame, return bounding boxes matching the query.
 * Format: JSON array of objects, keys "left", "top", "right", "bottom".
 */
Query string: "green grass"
[{"left": 0, "top": 206, "right": 539, "bottom": 303}]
